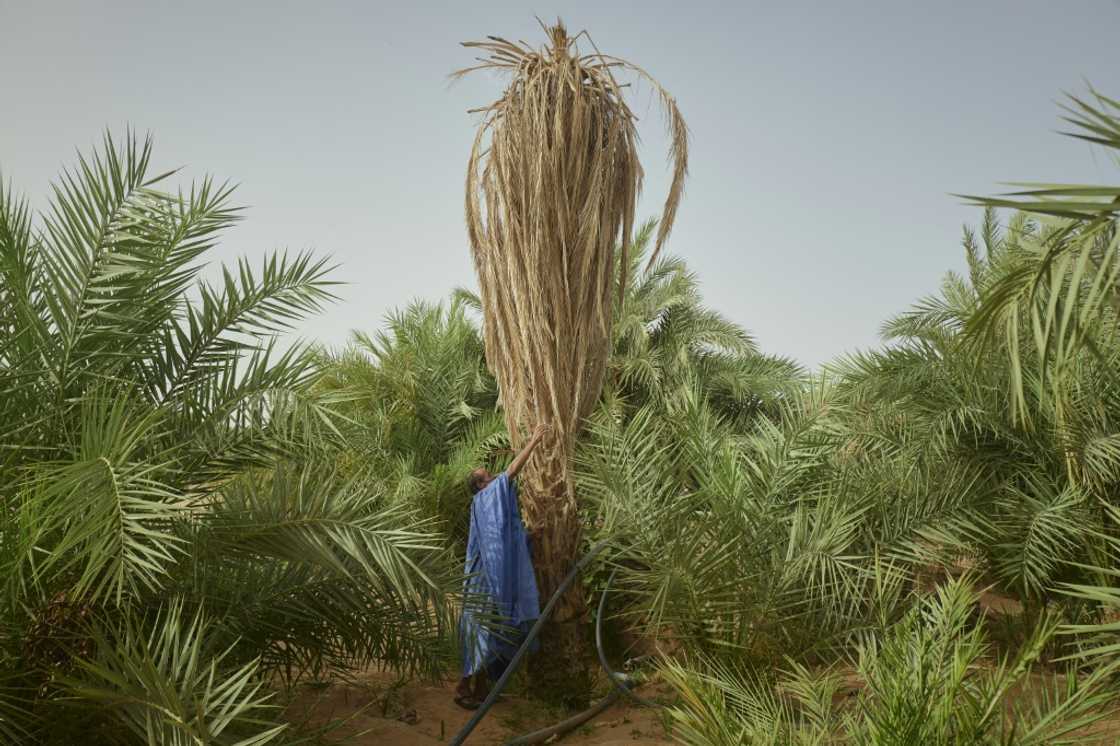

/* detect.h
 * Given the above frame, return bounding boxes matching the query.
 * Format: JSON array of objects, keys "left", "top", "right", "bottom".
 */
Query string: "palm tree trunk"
[{"left": 519, "top": 446, "right": 591, "bottom": 708}]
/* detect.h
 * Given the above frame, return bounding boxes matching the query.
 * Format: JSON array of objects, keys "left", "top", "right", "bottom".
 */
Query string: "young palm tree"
[
  {"left": 961, "top": 89, "right": 1120, "bottom": 426},
  {"left": 608, "top": 221, "right": 803, "bottom": 424},
  {"left": 577, "top": 204, "right": 1120, "bottom": 675},
  {"left": 315, "top": 297, "right": 504, "bottom": 540},
  {"left": 959, "top": 87, "right": 1120, "bottom": 667},
  {"left": 662, "top": 579, "right": 1119, "bottom": 746},
  {"left": 455, "top": 20, "right": 688, "bottom": 702},
  {"left": 0, "top": 134, "right": 458, "bottom": 743},
  {"left": 827, "top": 212, "right": 1102, "bottom": 603}
]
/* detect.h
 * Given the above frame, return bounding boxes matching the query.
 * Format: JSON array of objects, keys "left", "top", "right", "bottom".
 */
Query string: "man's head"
[{"left": 467, "top": 467, "right": 494, "bottom": 495}]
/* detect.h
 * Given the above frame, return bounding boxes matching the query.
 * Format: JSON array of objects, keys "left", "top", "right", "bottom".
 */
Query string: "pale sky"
[{"left": 3, "top": 1, "right": 1118, "bottom": 368}]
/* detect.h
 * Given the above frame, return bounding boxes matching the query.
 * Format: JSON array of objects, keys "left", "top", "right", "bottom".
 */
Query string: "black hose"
[
  {"left": 450, "top": 540, "right": 666, "bottom": 745},
  {"left": 594, "top": 568, "right": 661, "bottom": 708},
  {"left": 492, "top": 569, "right": 663, "bottom": 745},
  {"left": 449, "top": 538, "right": 612, "bottom": 746}
]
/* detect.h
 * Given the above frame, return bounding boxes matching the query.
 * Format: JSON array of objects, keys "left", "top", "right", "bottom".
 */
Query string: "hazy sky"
[{"left": 3, "top": 1, "right": 1118, "bottom": 368}]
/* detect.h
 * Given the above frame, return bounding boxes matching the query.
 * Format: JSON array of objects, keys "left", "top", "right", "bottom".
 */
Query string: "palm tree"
[
  {"left": 0, "top": 134, "right": 457, "bottom": 743},
  {"left": 662, "top": 578, "right": 1118, "bottom": 745},
  {"left": 959, "top": 87, "right": 1120, "bottom": 665},
  {"left": 455, "top": 20, "right": 688, "bottom": 703},
  {"left": 316, "top": 225, "right": 801, "bottom": 709},
  {"left": 608, "top": 221, "right": 803, "bottom": 425},
  {"left": 577, "top": 202, "right": 1120, "bottom": 675},
  {"left": 315, "top": 296, "right": 505, "bottom": 540},
  {"left": 825, "top": 210, "right": 1101, "bottom": 603}
]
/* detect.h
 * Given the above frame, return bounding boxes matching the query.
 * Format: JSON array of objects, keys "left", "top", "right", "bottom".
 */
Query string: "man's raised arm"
[{"left": 507, "top": 424, "right": 549, "bottom": 479}]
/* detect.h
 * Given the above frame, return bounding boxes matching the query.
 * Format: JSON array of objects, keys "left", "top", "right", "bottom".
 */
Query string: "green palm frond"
[
  {"left": 63, "top": 600, "right": 286, "bottom": 746},
  {"left": 961, "top": 91, "right": 1120, "bottom": 427},
  {"left": 665, "top": 579, "right": 1119, "bottom": 745},
  {"left": 200, "top": 461, "right": 457, "bottom": 680},
  {"left": 155, "top": 250, "right": 336, "bottom": 404},
  {"left": 19, "top": 393, "right": 186, "bottom": 606},
  {"left": 0, "top": 133, "right": 458, "bottom": 740},
  {"left": 1059, "top": 504, "right": 1120, "bottom": 662},
  {"left": 992, "top": 476, "right": 1093, "bottom": 598}
]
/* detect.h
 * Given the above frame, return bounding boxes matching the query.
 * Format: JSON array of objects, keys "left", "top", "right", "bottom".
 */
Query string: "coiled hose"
[{"left": 449, "top": 543, "right": 662, "bottom": 746}]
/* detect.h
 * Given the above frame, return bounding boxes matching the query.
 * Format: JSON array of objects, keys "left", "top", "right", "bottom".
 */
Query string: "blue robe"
[{"left": 459, "top": 472, "right": 541, "bottom": 678}]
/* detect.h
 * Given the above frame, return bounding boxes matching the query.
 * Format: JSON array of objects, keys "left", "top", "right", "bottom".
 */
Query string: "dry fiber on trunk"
[{"left": 456, "top": 20, "right": 687, "bottom": 704}]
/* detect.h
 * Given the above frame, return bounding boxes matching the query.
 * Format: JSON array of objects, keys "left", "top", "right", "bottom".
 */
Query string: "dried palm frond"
[{"left": 456, "top": 20, "right": 688, "bottom": 534}]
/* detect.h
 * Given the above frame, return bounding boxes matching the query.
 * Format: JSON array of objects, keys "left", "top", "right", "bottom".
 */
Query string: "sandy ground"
[
  {"left": 285, "top": 662, "right": 1120, "bottom": 745},
  {"left": 283, "top": 588, "right": 1120, "bottom": 745},
  {"left": 285, "top": 670, "right": 676, "bottom": 745}
]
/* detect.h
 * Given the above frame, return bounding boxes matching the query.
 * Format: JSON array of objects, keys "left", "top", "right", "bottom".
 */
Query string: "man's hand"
[{"left": 509, "top": 423, "right": 551, "bottom": 479}]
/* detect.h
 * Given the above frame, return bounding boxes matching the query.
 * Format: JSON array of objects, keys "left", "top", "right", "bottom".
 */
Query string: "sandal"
[{"left": 454, "top": 694, "right": 482, "bottom": 711}]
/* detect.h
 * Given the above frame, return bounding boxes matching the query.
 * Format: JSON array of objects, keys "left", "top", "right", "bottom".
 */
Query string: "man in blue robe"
[{"left": 455, "top": 424, "right": 547, "bottom": 710}]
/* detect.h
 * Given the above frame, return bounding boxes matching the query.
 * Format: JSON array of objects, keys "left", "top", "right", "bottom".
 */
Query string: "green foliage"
[
  {"left": 579, "top": 89, "right": 1120, "bottom": 743},
  {"left": 62, "top": 602, "right": 286, "bottom": 746},
  {"left": 609, "top": 220, "right": 804, "bottom": 424},
  {"left": 663, "top": 579, "right": 1120, "bottom": 745},
  {"left": 0, "top": 133, "right": 457, "bottom": 743},
  {"left": 6, "top": 85, "right": 1120, "bottom": 745},
  {"left": 1060, "top": 503, "right": 1120, "bottom": 662},
  {"left": 317, "top": 224, "right": 801, "bottom": 544},
  {"left": 315, "top": 296, "right": 504, "bottom": 540}
]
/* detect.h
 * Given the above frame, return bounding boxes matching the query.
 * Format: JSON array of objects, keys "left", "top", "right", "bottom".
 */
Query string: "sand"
[{"left": 285, "top": 670, "right": 676, "bottom": 745}]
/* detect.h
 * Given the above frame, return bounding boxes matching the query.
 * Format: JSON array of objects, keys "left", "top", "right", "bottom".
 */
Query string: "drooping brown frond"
[{"left": 457, "top": 21, "right": 688, "bottom": 522}]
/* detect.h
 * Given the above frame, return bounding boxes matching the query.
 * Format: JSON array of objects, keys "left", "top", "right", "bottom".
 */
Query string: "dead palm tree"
[{"left": 455, "top": 19, "right": 688, "bottom": 703}]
